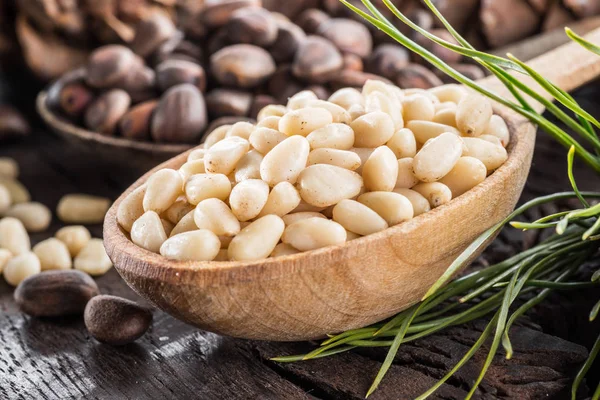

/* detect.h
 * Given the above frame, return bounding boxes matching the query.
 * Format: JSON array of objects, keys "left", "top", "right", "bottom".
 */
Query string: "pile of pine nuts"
[
  {"left": 0, "top": 158, "right": 113, "bottom": 286},
  {"left": 118, "top": 81, "right": 509, "bottom": 262}
]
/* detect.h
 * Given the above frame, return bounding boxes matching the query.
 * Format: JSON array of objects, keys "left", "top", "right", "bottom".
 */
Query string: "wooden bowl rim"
[
  {"left": 104, "top": 108, "right": 531, "bottom": 288},
  {"left": 37, "top": 91, "right": 193, "bottom": 154}
]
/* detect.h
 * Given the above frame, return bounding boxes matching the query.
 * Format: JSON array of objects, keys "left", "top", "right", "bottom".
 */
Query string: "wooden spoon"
[{"left": 104, "top": 28, "right": 600, "bottom": 341}]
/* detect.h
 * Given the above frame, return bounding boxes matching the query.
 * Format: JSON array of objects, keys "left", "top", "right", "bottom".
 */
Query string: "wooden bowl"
[
  {"left": 103, "top": 29, "right": 600, "bottom": 341},
  {"left": 36, "top": 91, "right": 192, "bottom": 174}
]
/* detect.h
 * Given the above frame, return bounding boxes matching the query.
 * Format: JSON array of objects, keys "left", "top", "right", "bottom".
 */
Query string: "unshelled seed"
[
  {"left": 130, "top": 211, "right": 167, "bottom": 253},
  {"left": 412, "top": 182, "right": 453, "bottom": 208},
  {"left": 152, "top": 84, "right": 207, "bottom": 143},
  {"left": 0, "top": 157, "right": 19, "bottom": 178},
  {"left": 328, "top": 88, "right": 364, "bottom": 110},
  {"left": 386, "top": 128, "right": 417, "bottom": 159},
  {"left": 292, "top": 36, "right": 343, "bottom": 83},
  {"left": 130, "top": 12, "right": 177, "bottom": 58},
  {"left": 0, "top": 106, "right": 31, "bottom": 140},
  {"left": 279, "top": 107, "right": 333, "bottom": 137},
  {"left": 185, "top": 174, "right": 231, "bottom": 205},
  {"left": 84, "top": 89, "right": 131, "bottom": 135},
  {"left": 317, "top": 18, "right": 372, "bottom": 58},
  {"left": 296, "top": 8, "right": 330, "bottom": 34},
  {"left": 194, "top": 198, "right": 240, "bottom": 236},
  {"left": 249, "top": 128, "right": 287, "bottom": 154},
  {"left": 306, "top": 123, "right": 355, "bottom": 150},
  {"left": 333, "top": 199, "right": 388, "bottom": 236},
  {"left": 257, "top": 181, "right": 301, "bottom": 218},
  {"left": 363, "top": 146, "right": 398, "bottom": 192},
  {"left": 270, "top": 243, "right": 299, "bottom": 257},
  {"left": 393, "top": 188, "right": 431, "bottom": 216},
  {"left": 351, "top": 111, "right": 395, "bottom": 148},
  {"left": 308, "top": 148, "right": 361, "bottom": 170},
  {"left": 119, "top": 101, "right": 157, "bottom": 141},
  {"left": 358, "top": 192, "right": 414, "bottom": 226},
  {"left": 227, "top": 6, "right": 278, "bottom": 47},
  {"left": 439, "top": 157, "right": 488, "bottom": 197},
  {"left": 228, "top": 215, "right": 285, "bottom": 261},
  {"left": 260, "top": 135, "right": 310, "bottom": 186},
  {"left": 0, "top": 217, "right": 30, "bottom": 255},
  {"left": 0, "top": 249, "right": 11, "bottom": 274},
  {"left": 483, "top": 115, "right": 510, "bottom": 147},
  {"left": 282, "top": 211, "right": 326, "bottom": 226},
  {"left": 456, "top": 94, "right": 493, "bottom": 136},
  {"left": 229, "top": 179, "right": 270, "bottom": 221},
  {"left": 32, "top": 238, "right": 72, "bottom": 271},
  {"left": 3, "top": 252, "right": 41, "bottom": 287},
  {"left": 270, "top": 19, "right": 306, "bottom": 63},
  {"left": 297, "top": 164, "right": 363, "bottom": 207},
  {"left": 395, "top": 158, "right": 419, "bottom": 189},
  {"left": 204, "top": 136, "right": 250, "bottom": 175},
  {"left": 84, "top": 295, "right": 152, "bottom": 346},
  {"left": 117, "top": 185, "right": 147, "bottom": 233},
  {"left": 413, "top": 132, "right": 463, "bottom": 182},
  {"left": 170, "top": 210, "right": 197, "bottom": 236},
  {"left": 365, "top": 44, "right": 409, "bottom": 79},
  {"left": 57, "top": 194, "right": 111, "bottom": 224},
  {"left": 86, "top": 45, "right": 139, "bottom": 88},
  {"left": 160, "top": 230, "right": 221, "bottom": 261},
  {"left": 206, "top": 89, "right": 253, "bottom": 118},
  {"left": 406, "top": 121, "right": 460, "bottom": 143},
  {"left": 0, "top": 178, "right": 30, "bottom": 203},
  {"left": 211, "top": 44, "right": 276, "bottom": 88},
  {"left": 0, "top": 184, "right": 11, "bottom": 214},
  {"left": 5, "top": 202, "right": 51, "bottom": 232},
  {"left": 14, "top": 270, "right": 99, "bottom": 317},
  {"left": 282, "top": 218, "right": 346, "bottom": 251},
  {"left": 55, "top": 225, "right": 91, "bottom": 257},
  {"left": 462, "top": 137, "right": 508, "bottom": 172}
]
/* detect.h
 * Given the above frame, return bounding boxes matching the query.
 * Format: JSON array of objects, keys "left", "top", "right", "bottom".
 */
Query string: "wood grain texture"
[{"left": 104, "top": 27, "right": 600, "bottom": 341}]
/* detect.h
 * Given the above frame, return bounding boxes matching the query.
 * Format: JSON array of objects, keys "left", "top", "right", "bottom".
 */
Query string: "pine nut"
[
  {"left": 413, "top": 132, "right": 463, "bottom": 182},
  {"left": 395, "top": 158, "right": 419, "bottom": 189},
  {"left": 351, "top": 111, "right": 395, "bottom": 148},
  {"left": 55, "top": 225, "right": 91, "bottom": 257},
  {"left": 412, "top": 182, "right": 452, "bottom": 208},
  {"left": 185, "top": 173, "right": 231, "bottom": 205},
  {"left": 439, "top": 156, "right": 487, "bottom": 197},
  {"left": 0, "top": 178, "right": 30, "bottom": 203},
  {"left": 428, "top": 84, "right": 467, "bottom": 104},
  {"left": 362, "top": 146, "right": 398, "bottom": 192},
  {"left": 282, "top": 212, "right": 326, "bottom": 226},
  {"left": 160, "top": 230, "right": 221, "bottom": 261},
  {"left": 434, "top": 101, "right": 457, "bottom": 112},
  {"left": 170, "top": 210, "right": 197, "bottom": 236},
  {"left": 278, "top": 107, "right": 333, "bottom": 137},
  {"left": 179, "top": 160, "right": 206, "bottom": 182},
  {"left": 57, "top": 194, "right": 111, "bottom": 224},
  {"left": 308, "top": 148, "right": 362, "bottom": 170},
  {"left": 203, "top": 124, "right": 230, "bottom": 148},
  {"left": 3, "top": 252, "right": 40, "bottom": 286},
  {"left": 306, "top": 123, "right": 355, "bottom": 150},
  {"left": 228, "top": 215, "right": 285, "bottom": 261},
  {"left": 260, "top": 135, "right": 310, "bottom": 186},
  {"left": 204, "top": 136, "right": 250, "bottom": 175},
  {"left": 234, "top": 150, "right": 264, "bottom": 182},
  {"left": 256, "top": 116, "right": 281, "bottom": 130},
  {"left": 358, "top": 192, "right": 414, "bottom": 226},
  {"left": 328, "top": 87, "right": 364, "bottom": 110},
  {"left": 226, "top": 121, "right": 255, "bottom": 140},
  {"left": 194, "top": 198, "right": 240, "bottom": 236},
  {"left": 462, "top": 137, "right": 508, "bottom": 172},
  {"left": 270, "top": 243, "right": 299, "bottom": 257},
  {"left": 117, "top": 185, "right": 146, "bottom": 232},
  {"left": 287, "top": 90, "right": 318, "bottom": 110},
  {"left": 33, "top": 238, "right": 72, "bottom": 271},
  {"left": 363, "top": 80, "right": 404, "bottom": 102},
  {"left": 456, "top": 94, "right": 493, "bottom": 136},
  {"left": 348, "top": 104, "right": 366, "bottom": 121},
  {"left": 5, "top": 202, "right": 52, "bottom": 232},
  {"left": 0, "top": 184, "right": 10, "bottom": 214},
  {"left": 297, "top": 164, "right": 363, "bottom": 207},
  {"left": 163, "top": 197, "right": 194, "bottom": 224},
  {"left": 332, "top": 199, "right": 388, "bottom": 235},
  {"left": 249, "top": 127, "right": 287, "bottom": 154},
  {"left": 386, "top": 128, "right": 417, "bottom": 159},
  {"left": 0, "top": 217, "right": 30, "bottom": 255},
  {"left": 0, "top": 158, "right": 18, "bottom": 179},
  {"left": 257, "top": 104, "right": 287, "bottom": 120},
  {"left": 393, "top": 188, "right": 431, "bottom": 216},
  {"left": 258, "top": 182, "right": 301, "bottom": 217},
  {"left": 131, "top": 211, "right": 167, "bottom": 253},
  {"left": 406, "top": 121, "right": 460, "bottom": 143},
  {"left": 143, "top": 169, "right": 182, "bottom": 214},
  {"left": 403, "top": 94, "right": 435, "bottom": 122},
  {"left": 282, "top": 218, "right": 346, "bottom": 251},
  {"left": 74, "top": 238, "right": 113, "bottom": 276},
  {"left": 229, "top": 179, "right": 270, "bottom": 221},
  {"left": 479, "top": 134, "right": 502, "bottom": 147},
  {"left": 350, "top": 147, "right": 375, "bottom": 174},
  {"left": 307, "top": 100, "right": 351, "bottom": 124},
  {"left": 484, "top": 114, "right": 510, "bottom": 147},
  {"left": 405, "top": 88, "right": 439, "bottom": 104},
  {"left": 187, "top": 148, "right": 207, "bottom": 162},
  {"left": 364, "top": 91, "right": 404, "bottom": 130},
  {"left": 433, "top": 108, "right": 457, "bottom": 127},
  {"left": 0, "top": 249, "right": 11, "bottom": 274}
]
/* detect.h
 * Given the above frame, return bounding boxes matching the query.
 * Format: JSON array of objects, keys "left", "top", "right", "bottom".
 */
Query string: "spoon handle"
[{"left": 478, "top": 27, "right": 600, "bottom": 114}]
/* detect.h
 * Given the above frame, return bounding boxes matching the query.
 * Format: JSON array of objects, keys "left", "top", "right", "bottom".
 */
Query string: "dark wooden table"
[{"left": 1, "top": 71, "right": 599, "bottom": 399}]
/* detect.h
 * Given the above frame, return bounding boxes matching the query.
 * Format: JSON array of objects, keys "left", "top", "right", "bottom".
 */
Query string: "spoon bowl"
[{"left": 104, "top": 29, "right": 600, "bottom": 341}]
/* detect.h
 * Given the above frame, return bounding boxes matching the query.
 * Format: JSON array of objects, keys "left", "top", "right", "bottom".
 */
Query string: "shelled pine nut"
[
  {"left": 55, "top": 225, "right": 91, "bottom": 257},
  {"left": 57, "top": 194, "right": 111, "bottom": 224}
]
